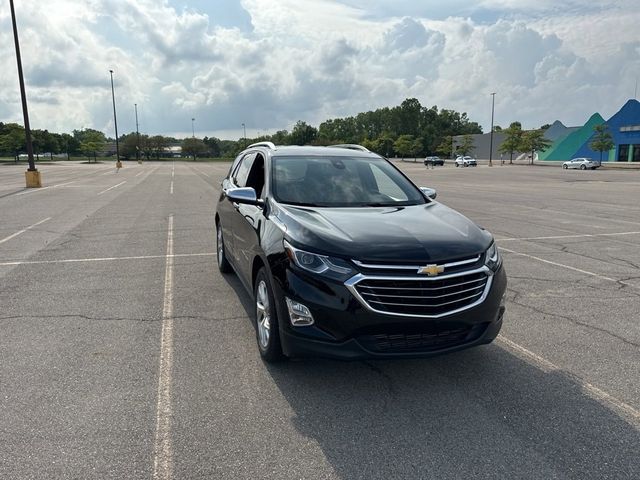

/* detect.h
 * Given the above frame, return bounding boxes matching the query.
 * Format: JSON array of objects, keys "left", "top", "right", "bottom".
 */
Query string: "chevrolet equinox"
[{"left": 215, "top": 143, "right": 506, "bottom": 362}]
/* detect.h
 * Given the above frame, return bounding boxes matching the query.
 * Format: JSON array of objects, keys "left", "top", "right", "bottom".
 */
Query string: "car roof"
[{"left": 269, "top": 145, "right": 380, "bottom": 158}]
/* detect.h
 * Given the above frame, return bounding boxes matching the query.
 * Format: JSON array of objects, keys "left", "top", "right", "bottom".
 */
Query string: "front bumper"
[{"left": 272, "top": 264, "right": 507, "bottom": 360}]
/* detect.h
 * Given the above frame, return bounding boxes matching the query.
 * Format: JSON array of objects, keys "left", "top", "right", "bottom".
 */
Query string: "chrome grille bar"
[{"left": 345, "top": 266, "right": 493, "bottom": 318}]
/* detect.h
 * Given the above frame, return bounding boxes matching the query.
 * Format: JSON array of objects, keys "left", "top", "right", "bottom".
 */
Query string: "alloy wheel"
[{"left": 256, "top": 280, "right": 271, "bottom": 349}]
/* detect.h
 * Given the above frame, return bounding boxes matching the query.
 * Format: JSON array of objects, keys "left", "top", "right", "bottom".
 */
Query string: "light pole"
[
  {"left": 135, "top": 103, "right": 141, "bottom": 163},
  {"left": 191, "top": 118, "right": 195, "bottom": 138},
  {"left": 109, "top": 70, "right": 121, "bottom": 168},
  {"left": 489, "top": 92, "right": 496, "bottom": 167},
  {"left": 10, "top": 0, "right": 40, "bottom": 187},
  {"left": 242, "top": 123, "right": 246, "bottom": 148}
]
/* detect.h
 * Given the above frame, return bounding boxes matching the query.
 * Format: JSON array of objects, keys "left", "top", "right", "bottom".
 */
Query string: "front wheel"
[
  {"left": 580, "top": 164, "right": 586, "bottom": 170},
  {"left": 254, "top": 268, "right": 284, "bottom": 362},
  {"left": 216, "top": 222, "right": 233, "bottom": 273},
  {"left": 562, "top": 164, "right": 568, "bottom": 169},
  {"left": 455, "top": 163, "right": 459, "bottom": 168}
]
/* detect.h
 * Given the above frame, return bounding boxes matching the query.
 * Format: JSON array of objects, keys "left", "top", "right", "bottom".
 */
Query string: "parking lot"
[{"left": 0, "top": 160, "right": 638, "bottom": 479}]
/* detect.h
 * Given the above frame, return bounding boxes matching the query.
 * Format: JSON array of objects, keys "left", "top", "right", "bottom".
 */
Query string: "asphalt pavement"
[{"left": 0, "top": 160, "right": 638, "bottom": 479}]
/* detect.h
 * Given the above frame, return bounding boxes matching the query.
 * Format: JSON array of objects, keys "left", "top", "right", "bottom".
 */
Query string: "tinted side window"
[{"left": 233, "top": 153, "right": 256, "bottom": 187}]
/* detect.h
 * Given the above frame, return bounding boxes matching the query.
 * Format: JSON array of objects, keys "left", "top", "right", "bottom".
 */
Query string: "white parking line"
[
  {"left": 499, "top": 246, "right": 638, "bottom": 290},
  {"left": 153, "top": 215, "right": 175, "bottom": 480},
  {"left": 497, "top": 336, "right": 640, "bottom": 424},
  {"left": 16, "top": 186, "right": 52, "bottom": 196},
  {"left": 0, "top": 252, "right": 214, "bottom": 267},
  {"left": 497, "top": 231, "right": 640, "bottom": 242},
  {"left": 135, "top": 170, "right": 145, "bottom": 177},
  {"left": 0, "top": 217, "right": 52, "bottom": 245},
  {"left": 97, "top": 181, "right": 126, "bottom": 196}
]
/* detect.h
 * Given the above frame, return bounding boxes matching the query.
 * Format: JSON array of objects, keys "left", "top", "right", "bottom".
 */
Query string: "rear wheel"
[
  {"left": 216, "top": 222, "right": 233, "bottom": 273},
  {"left": 254, "top": 268, "right": 284, "bottom": 362},
  {"left": 455, "top": 163, "right": 459, "bottom": 167},
  {"left": 580, "top": 164, "right": 586, "bottom": 170}
]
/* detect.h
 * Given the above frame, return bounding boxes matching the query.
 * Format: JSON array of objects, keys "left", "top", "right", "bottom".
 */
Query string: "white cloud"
[{"left": 0, "top": 0, "right": 639, "bottom": 139}]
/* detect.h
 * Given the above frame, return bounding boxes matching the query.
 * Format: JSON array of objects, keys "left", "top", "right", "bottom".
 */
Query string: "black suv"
[{"left": 215, "top": 143, "right": 506, "bottom": 362}]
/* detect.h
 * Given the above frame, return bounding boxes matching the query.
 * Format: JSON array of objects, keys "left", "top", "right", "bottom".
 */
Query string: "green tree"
[
  {"left": 78, "top": 130, "right": 107, "bottom": 162},
  {"left": 182, "top": 137, "right": 207, "bottom": 160},
  {"left": 149, "top": 135, "right": 169, "bottom": 159},
  {"left": 589, "top": 124, "right": 614, "bottom": 164},
  {"left": 0, "top": 123, "right": 26, "bottom": 160},
  {"left": 457, "top": 135, "right": 475, "bottom": 156},
  {"left": 519, "top": 130, "right": 551, "bottom": 164},
  {"left": 394, "top": 134, "right": 416, "bottom": 159},
  {"left": 120, "top": 133, "right": 148, "bottom": 160},
  {"left": 203, "top": 136, "right": 221, "bottom": 157},
  {"left": 290, "top": 121, "right": 317, "bottom": 145},
  {"left": 498, "top": 121, "right": 523, "bottom": 164},
  {"left": 436, "top": 135, "right": 454, "bottom": 158}
]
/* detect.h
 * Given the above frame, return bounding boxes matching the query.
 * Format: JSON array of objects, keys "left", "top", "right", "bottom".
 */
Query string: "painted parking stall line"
[
  {"left": 97, "top": 181, "right": 127, "bottom": 196},
  {"left": 499, "top": 246, "right": 639, "bottom": 290},
  {"left": 0, "top": 217, "right": 51, "bottom": 245},
  {"left": 498, "top": 336, "right": 640, "bottom": 424},
  {"left": 153, "top": 215, "right": 175, "bottom": 480}
]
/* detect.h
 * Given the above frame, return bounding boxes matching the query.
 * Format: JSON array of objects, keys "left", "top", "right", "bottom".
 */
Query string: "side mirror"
[
  {"left": 419, "top": 187, "right": 437, "bottom": 200},
  {"left": 227, "top": 187, "right": 264, "bottom": 207}
]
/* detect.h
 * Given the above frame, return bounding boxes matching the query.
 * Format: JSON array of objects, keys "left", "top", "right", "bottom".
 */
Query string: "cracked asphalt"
[{"left": 0, "top": 160, "right": 638, "bottom": 479}]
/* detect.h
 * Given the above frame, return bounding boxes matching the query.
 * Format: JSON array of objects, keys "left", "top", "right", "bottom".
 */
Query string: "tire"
[
  {"left": 254, "top": 268, "right": 284, "bottom": 362},
  {"left": 562, "top": 164, "right": 568, "bottom": 169},
  {"left": 216, "top": 222, "right": 233, "bottom": 273},
  {"left": 455, "top": 163, "right": 459, "bottom": 168},
  {"left": 580, "top": 164, "right": 586, "bottom": 170}
]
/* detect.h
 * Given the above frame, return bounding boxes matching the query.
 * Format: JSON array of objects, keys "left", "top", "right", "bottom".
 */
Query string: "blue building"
[{"left": 564, "top": 99, "right": 640, "bottom": 162}]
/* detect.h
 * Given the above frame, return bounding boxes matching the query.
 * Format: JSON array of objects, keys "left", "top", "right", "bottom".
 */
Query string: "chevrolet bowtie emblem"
[{"left": 418, "top": 264, "right": 444, "bottom": 276}]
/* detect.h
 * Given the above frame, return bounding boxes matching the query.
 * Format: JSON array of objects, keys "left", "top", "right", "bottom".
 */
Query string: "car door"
[
  {"left": 218, "top": 156, "right": 246, "bottom": 262},
  {"left": 230, "top": 152, "right": 266, "bottom": 289},
  {"left": 221, "top": 153, "right": 255, "bottom": 266}
]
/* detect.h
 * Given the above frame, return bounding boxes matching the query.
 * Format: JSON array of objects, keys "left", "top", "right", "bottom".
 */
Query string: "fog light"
[{"left": 285, "top": 298, "right": 314, "bottom": 326}]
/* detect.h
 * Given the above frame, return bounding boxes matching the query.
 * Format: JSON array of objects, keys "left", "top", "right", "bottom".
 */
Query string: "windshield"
[{"left": 272, "top": 155, "right": 426, "bottom": 207}]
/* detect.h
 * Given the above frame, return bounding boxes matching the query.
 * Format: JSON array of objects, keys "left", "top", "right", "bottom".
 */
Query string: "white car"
[
  {"left": 562, "top": 157, "right": 600, "bottom": 170},
  {"left": 455, "top": 156, "right": 477, "bottom": 167}
]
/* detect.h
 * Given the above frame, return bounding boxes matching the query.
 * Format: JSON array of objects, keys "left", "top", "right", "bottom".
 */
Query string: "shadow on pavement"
[{"left": 221, "top": 273, "right": 639, "bottom": 479}]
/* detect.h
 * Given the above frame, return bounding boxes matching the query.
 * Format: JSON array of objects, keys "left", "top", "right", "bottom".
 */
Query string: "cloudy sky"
[{"left": 1, "top": 0, "right": 639, "bottom": 140}]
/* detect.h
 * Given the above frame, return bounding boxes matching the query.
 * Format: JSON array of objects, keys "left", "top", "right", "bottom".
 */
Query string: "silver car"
[{"left": 562, "top": 157, "right": 600, "bottom": 170}]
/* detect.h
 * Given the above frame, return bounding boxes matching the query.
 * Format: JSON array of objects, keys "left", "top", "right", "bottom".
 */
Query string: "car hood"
[{"left": 273, "top": 202, "right": 492, "bottom": 263}]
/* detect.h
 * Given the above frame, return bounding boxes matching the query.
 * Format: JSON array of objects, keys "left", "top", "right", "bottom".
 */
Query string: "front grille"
[
  {"left": 358, "top": 327, "right": 474, "bottom": 353},
  {"left": 350, "top": 270, "right": 489, "bottom": 317}
]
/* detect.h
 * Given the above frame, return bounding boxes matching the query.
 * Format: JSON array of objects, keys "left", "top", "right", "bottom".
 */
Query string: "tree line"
[{"left": 1, "top": 98, "right": 485, "bottom": 161}]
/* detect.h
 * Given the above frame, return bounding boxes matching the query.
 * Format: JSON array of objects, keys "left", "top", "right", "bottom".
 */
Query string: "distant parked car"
[
  {"left": 424, "top": 156, "right": 444, "bottom": 166},
  {"left": 562, "top": 157, "right": 600, "bottom": 170},
  {"left": 455, "top": 156, "right": 477, "bottom": 167}
]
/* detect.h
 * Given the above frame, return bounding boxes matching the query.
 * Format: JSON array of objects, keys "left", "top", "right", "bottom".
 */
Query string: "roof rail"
[
  {"left": 247, "top": 141, "right": 276, "bottom": 150},
  {"left": 329, "top": 144, "right": 370, "bottom": 152}
]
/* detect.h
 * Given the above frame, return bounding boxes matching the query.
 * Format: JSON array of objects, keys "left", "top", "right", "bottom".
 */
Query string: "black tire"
[
  {"left": 216, "top": 222, "right": 233, "bottom": 273},
  {"left": 455, "top": 163, "right": 459, "bottom": 168},
  {"left": 562, "top": 164, "right": 568, "bottom": 169},
  {"left": 580, "top": 164, "right": 586, "bottom": 170},
  {"left": 254, "top": 268, "right": 284, "bottom": 362}
]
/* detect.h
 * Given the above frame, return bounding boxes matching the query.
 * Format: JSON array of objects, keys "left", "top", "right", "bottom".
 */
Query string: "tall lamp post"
[
  {"left": 242, "top": 123, "right": 246, "bottom": 147},
  {"left": 191, "top": 118, "right": 195, "bottom": 138},
  {"left": 135, "top": 103, "right": 141, "bottom": 164},
  {"left": 10, "top": 0, "right": 40, "bottom": 187},
  {"left": 109, "top": 70, "right": 121, "bottom": 168},
  {"left": 489, "top": 92, "right": 496, "bottom": 167}
]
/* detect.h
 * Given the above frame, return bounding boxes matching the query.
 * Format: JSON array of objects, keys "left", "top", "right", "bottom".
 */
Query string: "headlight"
[
  {"left": 484, "top": 242, "right": 501, "bottom": 272},
  {"left": 284, "top": 240, "right": 355, "bottom": 280}
]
